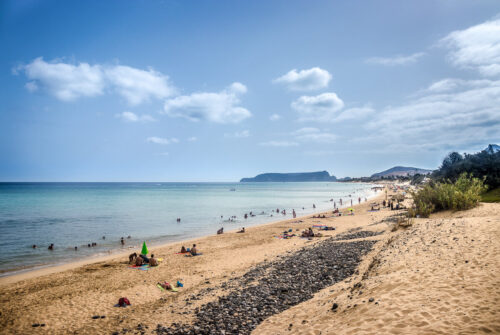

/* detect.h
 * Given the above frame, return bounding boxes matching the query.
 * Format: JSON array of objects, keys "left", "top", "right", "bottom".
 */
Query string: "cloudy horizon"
[{"left": 1, "top": 1, "right": 500, "bottom": 181}]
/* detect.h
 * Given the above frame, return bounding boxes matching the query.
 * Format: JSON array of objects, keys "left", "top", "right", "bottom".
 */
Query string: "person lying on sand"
[
  {"left": 301, "top": 228, "right": 314, "bottom": 238},
  {"left": 139, "top": 254, "right": 149, "bottom": 263},
  {"left": 237, "top": 227, "right": 245, "bottom": 233},
  {"left": 149, "top": 254, "right": 158, "bottom": 267},
  {"left": 158, "top": 281, "right": 172, "bottom": 290}
]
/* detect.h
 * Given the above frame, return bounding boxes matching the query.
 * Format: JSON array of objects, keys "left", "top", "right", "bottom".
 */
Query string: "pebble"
[{"left": 130, "top": 239, "right": 374, "bottom": 335}]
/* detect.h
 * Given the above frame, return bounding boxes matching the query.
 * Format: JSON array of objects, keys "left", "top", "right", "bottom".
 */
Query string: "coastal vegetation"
[
  {"left": 432, "top": 145, "right": 500, "bottom": 190},
  {"left": 410, "top": 173, "right": 486, "bottom": 218}
]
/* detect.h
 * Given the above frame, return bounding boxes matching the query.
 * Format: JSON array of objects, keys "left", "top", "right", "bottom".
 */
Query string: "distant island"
[
  {"left": 240, "top": 171, "right": 337, "bottom": 182},
  {"left": 370, "top": 166, "right": 433, "bottom": 178}
]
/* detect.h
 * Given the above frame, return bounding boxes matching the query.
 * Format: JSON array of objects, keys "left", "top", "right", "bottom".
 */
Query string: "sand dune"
[{"left": 256, "top": 202, "right": 500, "bottom": 335}]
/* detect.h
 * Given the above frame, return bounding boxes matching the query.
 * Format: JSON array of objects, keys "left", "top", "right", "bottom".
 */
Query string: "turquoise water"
[{"left": 0, "top": 182, "right": 378, "bottom": 274}]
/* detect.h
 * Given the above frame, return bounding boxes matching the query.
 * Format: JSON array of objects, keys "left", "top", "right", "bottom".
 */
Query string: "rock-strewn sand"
[{"left": 1, "top": 190, "right": 499, "bottom": 335}]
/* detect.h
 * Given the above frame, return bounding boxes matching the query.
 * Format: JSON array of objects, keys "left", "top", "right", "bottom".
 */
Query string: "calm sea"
[{"left": 0, "top": 182, "right": 378, "bottom": 275}]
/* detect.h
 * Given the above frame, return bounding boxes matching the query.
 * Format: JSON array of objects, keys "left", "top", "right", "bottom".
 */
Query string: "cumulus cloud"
[
  {"left": 293, "top": 127, "right": 337, "bottom": 143},
  {"left": 269, "top": 114, "right": 281, "bottom": 121},
  {"left": 162, "top": 82, "right": 251, "bottom": 123},
  {"left": 441, "top": 17, "right": 500, "bottom": 77},
  {"left": 146, "top": 137, "right": 179, "bottom": 145},
  {"left": 104, "top": 65, "right": 176, "bottom": 105},
  {"left": 16, "top": 57, "right": 176, "bottom": 104},
  {"left": 259, "top": 141, "right": 299, "bottom": 147},
  {"left": 273, "top": 67, "right": 332, "bottom": 91},
  {"left": 365, "top": 79, "right": 500, "bottom": 150},
  {"left": 115, "top": 111, "right": 156, "bottom": 122},
  {"left": 187, "top": 137, "right": 198, "bottom": 142},
  {"left": 291, "top": 92, "right": 344, "bottom": 122},
  {"left": 224, "top": 130, "right": 250, "bottom": 138},
  {"left": 365, "top": 52, "right": 425, "bottom": 66}
]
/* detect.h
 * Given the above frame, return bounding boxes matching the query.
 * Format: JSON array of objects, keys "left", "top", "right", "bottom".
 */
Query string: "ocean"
[{"left": 0, "top": 182, "right": 378, "bottom": 275}]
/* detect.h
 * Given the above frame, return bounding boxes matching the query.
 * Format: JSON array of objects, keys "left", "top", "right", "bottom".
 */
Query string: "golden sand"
[{"left": 0, "top": 189, "right": 498, "bottom": 335}]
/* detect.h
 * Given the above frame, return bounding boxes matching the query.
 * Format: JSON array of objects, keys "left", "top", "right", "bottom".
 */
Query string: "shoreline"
[
  {"left": 0, "top": 189, "right": 384, "bottom": 286},
  {"left": 1, "top": 184, "right": 498, "bottom": 334}
]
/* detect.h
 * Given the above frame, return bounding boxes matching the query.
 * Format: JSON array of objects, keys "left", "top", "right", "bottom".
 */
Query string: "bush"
[{"left": 410, "top": 173, "right": 486, "bottom": 217}]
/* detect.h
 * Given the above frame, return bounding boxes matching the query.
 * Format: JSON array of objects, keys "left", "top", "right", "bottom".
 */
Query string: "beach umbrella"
[{"left": 141, "top": 241, "right": 149, "bottom": 255}]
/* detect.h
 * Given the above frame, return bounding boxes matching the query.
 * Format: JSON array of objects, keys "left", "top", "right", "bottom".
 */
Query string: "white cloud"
[
  {"left": 291, "top": 92, "right": 344, "bottom": 122},
  {"left": 25, "top": 81, "right": 38, "bottom": 92},
  {"left": 441, "top": 17, "right": 500, "bottom": 76},
  {"left": 269, "top": 114, "right": 281, "bottom": 121},
  {"left": 20, "top": 57, "right": 105, "bottom": 101},
  {"left": 365, "top": 52, "right": 425, "bottom": 66},
  {"left": 115, "top": 111, "right": 156, "bottom": 122},
  {"left": 259, "top": 141, "right": 299, "bottom": 147},
  {"left": 273, "top": 67, "right": 332, "bottom": 91},
  {"left": 17, "top": 57, "right": 176, "bottom": 104},
  {"left": 293, "top": 127, "right": 337, "bottom": 143},
  {"left": 365, "top": 78, "right": 500, "bottom": 150},
  {"left": 162, "top": 82, "right": 251, "bottom": 123},
  {"left": 224, "top": 130, "right": 250, "bottom": 138},
  {"left": 187, "top": 137, "right": 198, "bottom": 142},
  {"left": 104, "top": 65, "right": 176, "bottom": 105},
  {"left": 146, "top": 137, "right": 179, "bottom": 145},
  {"left": 334, "top": 107, "right": 375, "bottom": 122}
]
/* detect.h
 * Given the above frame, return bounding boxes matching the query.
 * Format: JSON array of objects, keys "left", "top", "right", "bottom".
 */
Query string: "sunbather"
[
  {"left": 180, "top": 246, "right": 187, "bottom": 253},
  {"left": 129, "top": 252, "right": 138, "bottom": 264},
  {"left": 237, "top": 227, "right": 245, "bottom": 233},
  {"left": 149, "top": 254, "right": 158, "bottom": 267},
  {"left": 190, "top": 244, "right": 198, "bottom": 256}
]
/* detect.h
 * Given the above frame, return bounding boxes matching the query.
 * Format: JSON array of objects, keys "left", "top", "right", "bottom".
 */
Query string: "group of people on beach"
[
  {"left": 129, "top": 252, "right": 158, "bottom": 267},
  {"left": 179, "top": 244, "right": 200, "bottom": 256}
]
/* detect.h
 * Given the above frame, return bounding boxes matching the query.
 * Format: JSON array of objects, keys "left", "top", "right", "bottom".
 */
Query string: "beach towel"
[
  {"left": 128, "top": 264, "right": 150, "bottom": 271},
  {"left": 313, "top": 224, "right": 327, "bottom": 228},
  {"left": 184, "top": 253, "right": 203, "bottom": 257}
]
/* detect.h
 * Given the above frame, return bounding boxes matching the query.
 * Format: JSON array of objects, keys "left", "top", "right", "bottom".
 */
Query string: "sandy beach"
[{"left": 0, "top": 188, "right": 499, "bottom": 334}]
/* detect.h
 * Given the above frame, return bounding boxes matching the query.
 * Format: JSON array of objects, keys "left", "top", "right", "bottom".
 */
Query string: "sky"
[{"left": 1, "top": 0, "right": 500, "bottom": 181}]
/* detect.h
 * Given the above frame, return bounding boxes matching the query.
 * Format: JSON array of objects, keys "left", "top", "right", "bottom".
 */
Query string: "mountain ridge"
[{"left": 240, "top": 171, "right": 337, "bottom": 182}]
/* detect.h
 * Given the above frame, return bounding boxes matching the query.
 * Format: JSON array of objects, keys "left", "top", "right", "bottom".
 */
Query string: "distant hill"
[
  {"left": 485, "top": 144, "right": 500, "bottom": 154},
  {"left": 371, "top": 166, "right": 432, "bottom": 178},
  {"left": 240, "top": 171, "right": 337, "bottom": 182}
]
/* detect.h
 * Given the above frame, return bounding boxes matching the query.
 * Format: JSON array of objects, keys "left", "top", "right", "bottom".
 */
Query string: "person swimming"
[
  {"left": 121, "top": 237, "right": 125, "bottom": 245},
  {"left": 48, "top": 244, "right": 54, "bottom": 250}
]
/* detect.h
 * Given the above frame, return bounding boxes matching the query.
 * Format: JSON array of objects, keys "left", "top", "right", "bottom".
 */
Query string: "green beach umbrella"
[{"left": 141, "top": 241, "right": 149, "bottom": 255}]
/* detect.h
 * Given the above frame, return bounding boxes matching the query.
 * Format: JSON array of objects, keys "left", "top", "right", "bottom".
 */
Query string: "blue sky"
[{"left": 1, "top": 0, "right": 500, "bottom": 181}]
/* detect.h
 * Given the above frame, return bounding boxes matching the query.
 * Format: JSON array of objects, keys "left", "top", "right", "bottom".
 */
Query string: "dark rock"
[{"left": 331, "top": 303, "right": 339, "bottom": 311}]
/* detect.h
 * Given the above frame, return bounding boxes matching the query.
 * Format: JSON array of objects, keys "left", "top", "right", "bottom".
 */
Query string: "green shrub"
[{"left": 410, "top": 173, "right": 486, "bottom": 217}]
